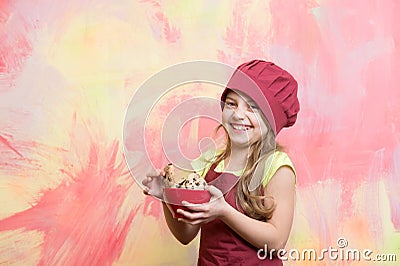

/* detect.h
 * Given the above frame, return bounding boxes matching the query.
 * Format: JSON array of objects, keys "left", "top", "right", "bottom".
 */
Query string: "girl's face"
[{"left": 222, "top": 90, "right": 269, "bottom": 147}]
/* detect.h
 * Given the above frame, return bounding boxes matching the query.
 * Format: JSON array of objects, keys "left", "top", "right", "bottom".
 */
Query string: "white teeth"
[{"left": 232, "top": 124, "right": 251, "bottom": 131}]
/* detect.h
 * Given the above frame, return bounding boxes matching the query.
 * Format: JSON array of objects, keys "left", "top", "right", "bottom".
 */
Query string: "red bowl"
[{"left": 163, "top": 187, "right": 211, "bottom": 218}]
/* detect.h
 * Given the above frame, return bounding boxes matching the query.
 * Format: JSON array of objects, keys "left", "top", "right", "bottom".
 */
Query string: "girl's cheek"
[
  {"left": 221, "top": 112, "right": 231, "bottom": 122},
  {"left": 224, "top": 108, "right": 236, "bottom": 117}
]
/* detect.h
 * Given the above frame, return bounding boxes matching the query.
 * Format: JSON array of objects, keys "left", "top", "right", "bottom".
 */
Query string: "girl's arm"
[
  {"left": 142, "top": 173, "right": 201, "bottom": 245},
  {"left": 178, "top": 166, "right": 295, "bottom": 250},
  {"left": 221, "top": 166, "right": 295, "bottom": 250},
  {"left": 162, "top": 202, "right": 201, "bottom": 245}
]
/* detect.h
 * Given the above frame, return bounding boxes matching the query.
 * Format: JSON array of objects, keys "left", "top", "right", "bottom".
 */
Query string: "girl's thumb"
[{"left": 207, "top": 185, "right": 223, "bottom": 198}]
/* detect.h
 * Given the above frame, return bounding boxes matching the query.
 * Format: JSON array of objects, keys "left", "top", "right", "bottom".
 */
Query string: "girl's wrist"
[{"left": 219, "top": 201, "right": 235, "bottom": 221}]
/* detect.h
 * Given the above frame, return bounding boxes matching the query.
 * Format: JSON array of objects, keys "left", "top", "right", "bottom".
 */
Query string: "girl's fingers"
[
  {"left": 181, "top": 201, "right": 205, "bottom": 212},
  {"left": 177, "top": 208, "right": 205, "bottom": 221},
  {"left": 181, "top": 200, "right": 202, "bottom": 207},
  {"left": 142, "top": 176, "right": 153, "bottom": 186},
  {"left": 206, "top": 185, "right": 223, "bottom": 198},
  {"left": 177, "top": 217, "right": 207, "bottom": 225}
]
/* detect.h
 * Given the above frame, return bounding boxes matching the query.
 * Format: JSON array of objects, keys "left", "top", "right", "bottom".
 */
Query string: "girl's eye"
[
  {"left": 225, "top": 101, "right": 236, "bottom": 108},
  {"left": 248, "top": 105, "right": 259, "bottom": 112}
]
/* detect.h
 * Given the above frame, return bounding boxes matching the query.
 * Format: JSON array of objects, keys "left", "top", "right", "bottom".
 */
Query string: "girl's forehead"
[{"left": 226, "top": 90, "right": 255, "bottom": 104}]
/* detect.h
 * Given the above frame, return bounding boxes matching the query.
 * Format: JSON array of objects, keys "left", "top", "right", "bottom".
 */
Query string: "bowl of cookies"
[{"left": 163, "top": 164, "right": 211, "bottom": 218}]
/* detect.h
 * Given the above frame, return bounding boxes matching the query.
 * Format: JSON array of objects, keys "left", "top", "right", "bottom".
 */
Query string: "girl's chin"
[
  {"left": 228, "top": 133, "right": 262, "bottom": 147},
  {"left": 229, "top": 136, "right": 252, "bottom": 146}
]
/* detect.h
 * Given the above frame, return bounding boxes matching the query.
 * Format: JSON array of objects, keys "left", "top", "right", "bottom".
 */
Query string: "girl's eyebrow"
[
  {"left": 225, "top": 96, "right": 258, "bottom": 106},
  {"left": 242, "top": 98, "right": 258, "bottom": 106}
]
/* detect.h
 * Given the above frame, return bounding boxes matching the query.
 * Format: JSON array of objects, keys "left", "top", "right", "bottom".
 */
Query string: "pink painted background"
[{"left": 1, "top": 0, "right": 399, "bottom": 265}]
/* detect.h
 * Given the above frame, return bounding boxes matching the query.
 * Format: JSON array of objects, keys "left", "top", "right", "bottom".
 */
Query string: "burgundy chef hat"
[{"left": 221, "top": 60, "right": 300, "bottom": 135}]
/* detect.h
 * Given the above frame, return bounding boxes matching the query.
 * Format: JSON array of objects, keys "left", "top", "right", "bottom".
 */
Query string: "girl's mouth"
[{"left": 230, "top": 123, "right": 253, "bottom": 132}]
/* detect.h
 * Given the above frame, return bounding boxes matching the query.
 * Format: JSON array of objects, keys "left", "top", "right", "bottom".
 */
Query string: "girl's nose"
[{"left": 233, "top": 107, "right": 246, "bottom": 120}]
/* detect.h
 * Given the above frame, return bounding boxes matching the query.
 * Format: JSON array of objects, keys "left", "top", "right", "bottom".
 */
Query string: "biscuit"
[
  {"left": 163, "top": 163, "right": 175, "bottom": 187},
  {"left": 164, "top": 164, "right": 206, "bottom": 190}
]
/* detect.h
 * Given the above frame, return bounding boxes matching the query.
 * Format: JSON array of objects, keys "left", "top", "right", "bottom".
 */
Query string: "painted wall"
[{"left": 0, "top": 0, "right": 399, "bottom": 265}]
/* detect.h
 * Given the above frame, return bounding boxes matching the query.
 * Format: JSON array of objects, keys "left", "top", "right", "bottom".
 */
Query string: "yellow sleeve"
[
  {"left": 190, "top": 149, "right": 219, "bottom": 178},
  {"left": 262, "top": 151, "right": 296, "bottom": 187}
]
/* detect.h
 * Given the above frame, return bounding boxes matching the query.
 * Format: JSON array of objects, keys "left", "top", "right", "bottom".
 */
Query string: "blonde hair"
[{"left": 212, "top": 120, "right": 282, "bottom": 221}]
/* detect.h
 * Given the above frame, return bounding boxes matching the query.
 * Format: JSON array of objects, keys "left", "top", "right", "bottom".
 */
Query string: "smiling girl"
[{"left": 143, "top": 60, "right": 300, "bottom": 265}]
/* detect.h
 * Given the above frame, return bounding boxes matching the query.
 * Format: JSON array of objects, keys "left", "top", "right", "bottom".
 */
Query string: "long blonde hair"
[{"left": 212, "top": 121, "right": 282, "bottom": 221}]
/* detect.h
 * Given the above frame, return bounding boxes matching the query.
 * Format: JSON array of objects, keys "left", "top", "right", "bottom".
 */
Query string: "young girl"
[{"left": 143, "top": 60, "right": 300, "bottom": 265}]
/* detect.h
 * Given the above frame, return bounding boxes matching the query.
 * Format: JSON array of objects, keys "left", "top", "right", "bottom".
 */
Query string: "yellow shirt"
[{"left": 191, "top": 149, "right": 296, "bottom": 187}]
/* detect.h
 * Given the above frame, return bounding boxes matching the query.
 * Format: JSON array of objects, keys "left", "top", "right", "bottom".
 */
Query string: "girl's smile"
[{"left": 229, "top": 123, "right": 253, "bottom": 132}]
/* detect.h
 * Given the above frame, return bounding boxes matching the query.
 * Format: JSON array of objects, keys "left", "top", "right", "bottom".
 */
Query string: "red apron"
[{"left": 197, "top": 163, "right": 283, "bottom": 266}]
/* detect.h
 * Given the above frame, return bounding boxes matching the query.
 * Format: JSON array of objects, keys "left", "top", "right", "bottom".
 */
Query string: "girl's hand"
[
  {"left": 142, "top": 169, "right": 165, "bottom": 199},
  {"left": 176, "top": 185, "right": 229, "bottom": 225}
]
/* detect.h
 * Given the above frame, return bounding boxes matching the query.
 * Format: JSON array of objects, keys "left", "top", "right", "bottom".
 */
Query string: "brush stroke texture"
[{"left": 0, "top": 0, "right": 399, "bottom": 265}]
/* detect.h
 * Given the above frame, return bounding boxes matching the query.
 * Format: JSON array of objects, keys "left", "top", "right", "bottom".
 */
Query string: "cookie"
[
  {"left": 163, "top": 164, "right": 207, "bottom": 189},
  {"left": 163, "top": 163, "right": 175, "bottom": 187}
]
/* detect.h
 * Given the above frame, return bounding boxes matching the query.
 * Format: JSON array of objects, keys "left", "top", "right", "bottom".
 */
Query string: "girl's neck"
[{"left": 224, "top": 144, "right": 250, "bottom": 171}]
